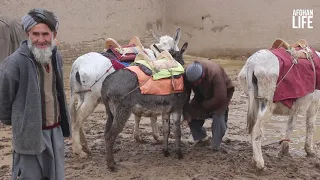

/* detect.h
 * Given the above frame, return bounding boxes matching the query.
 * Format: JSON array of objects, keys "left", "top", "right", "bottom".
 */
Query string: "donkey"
[
  {"left": 69, "top": 28, "right": 182, "bottom": 157},
  {"left": 238, "top": 49, "right": 320, "bottom": 171},
  {"left": 101, "top": 42, "right": 188, "bottom": 171}
]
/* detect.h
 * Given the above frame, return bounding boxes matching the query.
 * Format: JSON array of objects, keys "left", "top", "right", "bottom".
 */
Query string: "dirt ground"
[{"left": 1, "top": 55, "right": 320, "bottom": 180}]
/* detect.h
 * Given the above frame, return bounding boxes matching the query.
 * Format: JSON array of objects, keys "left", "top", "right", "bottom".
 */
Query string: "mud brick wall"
[
  {"left": 2, "top": 0, "right": 320, "bottom": 59},
  {"left": 58, "top": 38, "right": 106, "bottom": 64},
  {"left": 58, "top": 35, "right": 157, "bottom": 64}
]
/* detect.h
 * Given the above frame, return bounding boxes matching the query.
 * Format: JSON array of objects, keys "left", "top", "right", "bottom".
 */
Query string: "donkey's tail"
[
  {"left": 101, "top": 89, "right": 114, "bottom": 134},
  {"left": 246, "top": 65, "right": 259, "bottom": 134},
  {"left": 69, "top": 68, "right": 77, "bottom": 136}
]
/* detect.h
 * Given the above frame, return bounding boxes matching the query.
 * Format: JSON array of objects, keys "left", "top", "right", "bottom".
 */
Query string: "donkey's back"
[
  {"left": 238, "top": 49, "right": 320, "bottom": 171},
  {"left": 102, "top": 69, "right": 186, "bottom": 116}
]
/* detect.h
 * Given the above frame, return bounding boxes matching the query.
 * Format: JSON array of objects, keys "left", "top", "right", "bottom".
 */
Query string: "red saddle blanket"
[
  {"left": 125, "top": 66, "right": 184, "bottom": 95},
  {"left": 271, "top": 47, "right": 320, "bottom": 108},
  {"left": 110, "top": 59, "right": 126, "bottom": 70}
]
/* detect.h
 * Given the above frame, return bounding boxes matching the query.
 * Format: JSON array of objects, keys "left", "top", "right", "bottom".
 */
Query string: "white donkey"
[
  {"left": 69, "top": 28, "right": 182, "bottom": 157},
  {"left": 238, "top": 45, "right": 320, "bottom": 171}
]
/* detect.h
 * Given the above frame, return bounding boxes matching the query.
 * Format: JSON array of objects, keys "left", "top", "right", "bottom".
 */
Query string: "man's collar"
[{"left": 19, "top": 40, "right": 33, "bottom": 58}]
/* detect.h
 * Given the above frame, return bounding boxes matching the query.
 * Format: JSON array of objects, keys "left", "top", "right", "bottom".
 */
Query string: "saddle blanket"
[
  {"left": 271, "top": 47, "right": 320, "bottom": 108},
  {"left": 126, "top": 66, "right": 184, "bottom": 95},
  {"left": 100, "top": 50, "right": 132, "bottom": 68},
  {"left": 110, "top": 44, "right": 143, "bottom": 62},
  {"left": 133, "top": 52, "right": 185, "bottom": 80}
]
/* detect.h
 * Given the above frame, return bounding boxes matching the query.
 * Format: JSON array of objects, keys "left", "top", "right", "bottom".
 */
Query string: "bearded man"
[{"left": 0, "top": 8, "right": 70, "bottom": 180}]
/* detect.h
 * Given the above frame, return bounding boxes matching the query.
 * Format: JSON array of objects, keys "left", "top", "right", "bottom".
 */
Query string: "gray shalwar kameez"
[
  {"left": 0, "top": 41, "right": 71, "bottom": 180},
  {"left": 12, "top": 127, "right": 65, "bottom": 180}
]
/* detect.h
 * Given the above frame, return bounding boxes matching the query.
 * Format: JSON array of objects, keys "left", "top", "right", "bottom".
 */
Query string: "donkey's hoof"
[
  {"left": 278, "top": 150, "right": 290, "bottom": 158},
  {"left": 255, "top": 166, "right": 267, "bottom": 175},
  {"left": 79, "top": 152, "right": 89, "bottom": 158},
  {"left": 151, "top": 139, "right": 163, "bottom": 145},
  {"left": 176, "top": 150, "right": 183, "bottom": 159},
  {"left": 134, "top": 135, "right": 147, "bottom": 144},
  {"left": 82, "top": 146, "right": 90, "bottom": 154},
  {"left": 257, "top": 166, "right": 267, "bottom": 171},
  {"left": 306, "top": 152, "right": 316, "bottom": 158},
  {"left": 253, "top": 163, "right": 267, "bottom": 173},
  {"left": 108, "top": 166, "right": 118, "bottom": 172},
  {"left": 153, "top": 136, "right": 162, "bottom": 142},
  {"left": 279, "top": 141, "right": 290, "bottom": 157},
  {"left": 74, "top": 149, "right": 89, "bottom": 158},
  {"left": 163, "top": 149, "right": 170, "bottom": 157},
  {"left": 251, "top": 159, "right": 266, "bottom": 172},
  {"left": 107, "top": 161, "right": 117, "bottom": 172},
  {"left": 278, "top": 152, "right": 291, "bottom": 158},
  {"left": 135, "top": 138, "right": 147, "bottom": 144}
]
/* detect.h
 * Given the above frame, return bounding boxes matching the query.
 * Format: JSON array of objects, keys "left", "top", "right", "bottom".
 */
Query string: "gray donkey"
[{"left": 101, "top": 42, "right": 188, "bottom": 170}]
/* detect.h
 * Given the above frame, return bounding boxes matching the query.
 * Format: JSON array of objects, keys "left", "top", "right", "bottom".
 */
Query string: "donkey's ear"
[
  {"left": 173, "top": 27, "right": 181, "bottom": 46},
  {"left": 180, "top": 42, "right": 188, "bottom": 54},
  {"left": 150, "top": 29, "right": 160, "bottom": 42}
]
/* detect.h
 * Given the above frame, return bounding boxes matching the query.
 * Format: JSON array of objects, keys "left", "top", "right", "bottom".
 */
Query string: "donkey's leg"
[
  {"left": 305, "top": 101, "right": 318, "bottom": 157},
  {"left": 105, "top": 106, "right": 132, "bottom": 171},
  {"left": 69, "top": 91, "right": 82, "bottom": 155},
  {"left": 69, "top": 91, "right": 77, "bottom": 134},
  {"left": 73, "top": 93, "right": 84, "bottom": 134},
  {"left": 72, "top": 93, "right": 100, "bottom": 157},
  {"left": 75, "top": 93, "right": 84, "bottom": 111},
  {"left": 251, "top": 99, "right": 272, "bottom": 171},
  {"left": 69, "top": 92, "right": 83, "bottom": 139},
  {"left": 162, "top": 113, "right": 171, "bottom": 157},
  {"left": 133, "top": 115, "right": 144, "bottom": 142},
  {"left": 133, "top": 116, "right": 160, "bottom": 143},
  {"left": 172, "top": 112, "right": 182, "bottom": 159},
  {"left": 150, "top": 116, "right": 162, "bottom": 142},
  {"left": 279, "top": 115, "right": 297, "bottom": 157}
]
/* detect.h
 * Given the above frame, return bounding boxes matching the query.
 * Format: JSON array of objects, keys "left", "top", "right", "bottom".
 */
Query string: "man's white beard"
[{"left": 27, "top": 37, "right": 56, "bottom": 64}]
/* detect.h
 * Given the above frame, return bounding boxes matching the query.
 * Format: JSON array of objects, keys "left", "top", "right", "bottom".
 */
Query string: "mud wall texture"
[
  {"left": 165, "top": 0, "right": 320, "bottom": 57},
  {"left": 1, "top": 0, "right": 320, "bottom": 61},
  {"left": 1, "top": 0, "right": 167, "bottom": 63}
]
